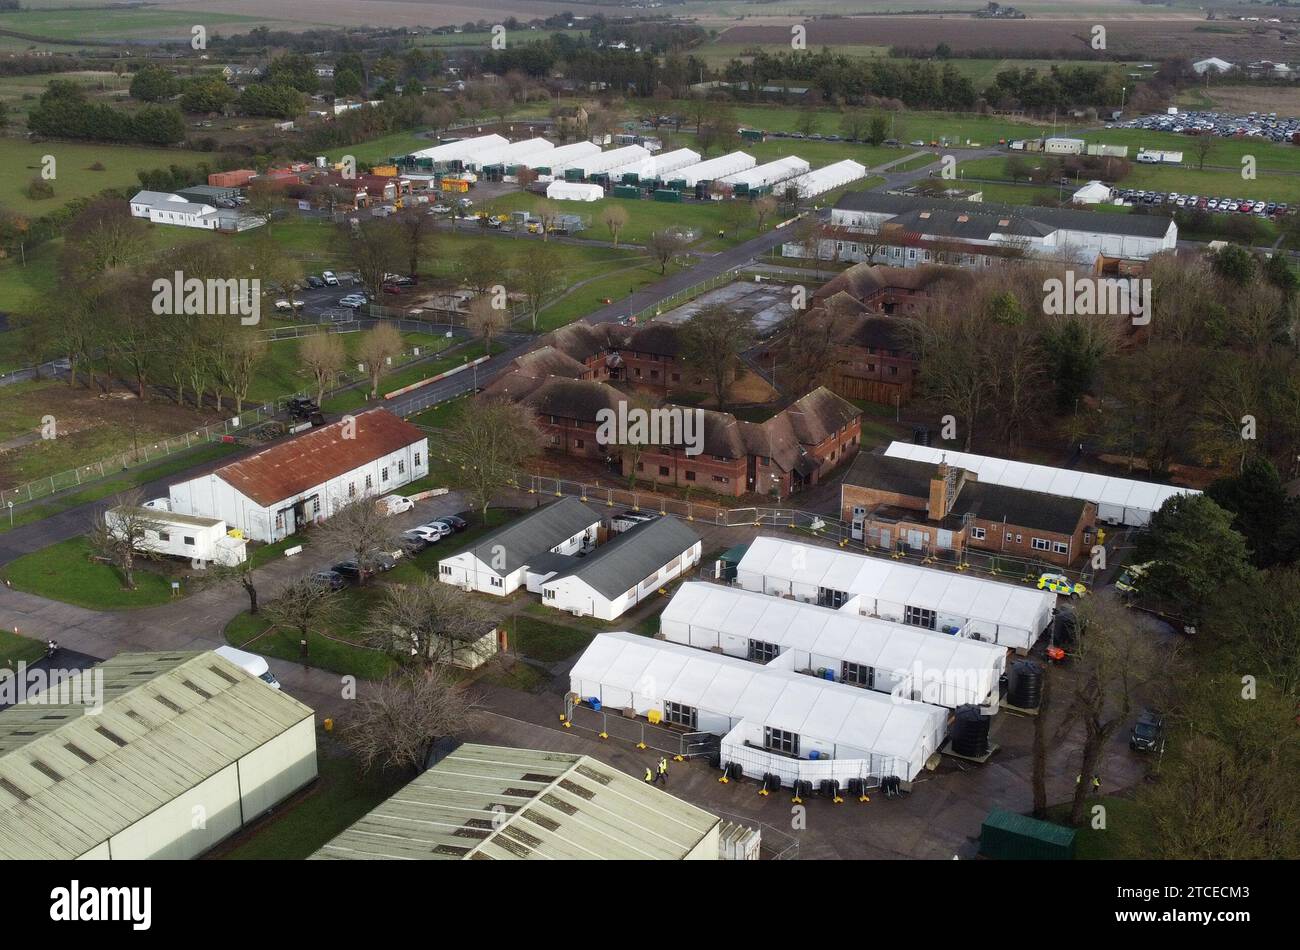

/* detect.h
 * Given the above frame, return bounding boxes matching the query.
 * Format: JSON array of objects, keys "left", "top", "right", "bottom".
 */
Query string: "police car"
[{"left": 1037, "top": 573, "right": 1087, "bottom": 598}]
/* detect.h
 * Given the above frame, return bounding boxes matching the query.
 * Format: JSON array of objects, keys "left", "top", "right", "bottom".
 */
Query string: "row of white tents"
[
  {"left": 883, "top": 441, "right": 1197, "bottom": 527},
  {"left": 720, "top": 156, "right": 811, "bottom": 190},
  {"left": 788, "top": 159, "right": 868, "bottom": 198}
]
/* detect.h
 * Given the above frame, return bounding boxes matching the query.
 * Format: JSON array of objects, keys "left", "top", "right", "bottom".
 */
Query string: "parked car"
[
  {"left": 431, "top": 203, "right": 452, "bottom": 214},
  {"left": 339, "top": 294, "right": 368, "bottom": 308},
  {"left": 1129, "top": 710, "right": 1166, "bottom": 754},
  {"left": 400, "top": 532, "right": 430, "bottom": 554},
  {"left": 404, "top": 526, "right": 444, "bottom": 544},
  {"left": 1037, "top": 573, "right": 1087, "bottom": 598},
  {"left": 366, "top": 552, "right": 398, "bottom": 573},
  {"left": 305, "top": 275, "right": 325, "bottom": 288},
  {"left": 1114, "top": 561, "right": 1152, "bottom": 595},
  {"left": 311, "top": 569, "right": 346, "bottom": 591},
  {"left": 322, "top": 270, "right": 340, "bottom": 286},
  {"left": 274, "top": 298, "right": 305, "bottom": 312},
  {"left": 377, "top": 495, "right": 415, "bottom": 516},
  {"left": 438, "top": 514, "right": 468, "bottom": 532},
  {"left": 332, "top": 561, "right": 366, "bottom": 582},
  {"left": 418, "top": 520, "right": 454, "bottom": 539}
]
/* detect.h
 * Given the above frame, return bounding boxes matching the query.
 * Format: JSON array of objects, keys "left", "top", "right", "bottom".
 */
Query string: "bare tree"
[
  {"left": 753, "top": 195, "right": 778, "bottom": 232},
  {"left": 214, "top": 322, "right": 267, "bottom": 414},
  {"left": 299, "top": 332, "right": 347, "bottom": 403},
  {"left": 194, "top": 556, "right": 263, "bottom": 615},
  {"left": 355, "top": 323, "right": 403, "bottom": 397},
  {"left": 515, "top": 244, "right": 564, "bottom": 330},
  {"left": 343, "top": 217, "right": 404, "bottom": 299},
  {"left": 457, "top": 241, "right": 508, "bottom": 297},
  {"left": 364, "top": 575, "right": 500, "bottom": 668},
  {"left": 534, "top": 199, "right": 561, "bottom": 241},
  {"left": 602, "top": 204, "right": 629, "bottom": 246},
  {"left": 343, "top": 667, "right": 485, "bottom": 774},
  {"left": 446, "top": 399, "right": 543, "bottom": 520},
  {"left": 90, "top": 491, "right": 163, "bottom": 591},
  {"left": 679, "top": 303, "right": 754, "bottom": 411},
  {"left": 313, "top": 494, "right": 399, "bottom": 585},
  {"left": 263, "top": 574, "right": 344, "bottom": 643},
  {"left": 467, "top": 295, "right": 508, "bottom": 355},
  {"left": 395, "top": 205, "right": 434, "bottom": 277},
  {"left": 647, "top": 229, "right": 688, "bottom": 274}
]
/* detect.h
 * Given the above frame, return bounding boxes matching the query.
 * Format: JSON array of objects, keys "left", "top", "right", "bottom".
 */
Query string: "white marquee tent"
[
  {"left": 524, "top": 140, "right": 601, "bottom": 172},
  {"left": 720, "top": 156, "right": 810, "bottom": 190},
  {"left": 884, "top": 441, "right": 1197, "bottom": 527},
  {"left": 787, "top": 159, "right": 867, "bottom": 199},
  {"left": 671, "top": 151, "right": 756, "bottom": 188},
  {"left": 462, "top": 137, "right": 555, "bottom": 170},
  {"left": 546, "top": 181, "right": 605, "bottom": 202},
  {"left": 735, "top": 536, "right": 1055, "bottom": 650},
  {"left": 570, "top": 632, "right": 948, "bottom": 783},
  {"left": 607, "top": 147, "right": 701, "bottom": 182},
  {"left": 558, "top": 144, "right": 650, "bottom": 178},
  {"left": 660, "top": 582, "right": 1006, "bottom": 708},
  {"left": 407, "top": 134, "right": 507, "bottom": 164}
]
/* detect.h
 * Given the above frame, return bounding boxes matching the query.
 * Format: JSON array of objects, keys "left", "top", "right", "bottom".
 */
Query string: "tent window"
[
  {"left": 763, "top": 727, "right": 799, "bottom": 757},
  {"left": 748, "top": 639, "right": 780, "bottom": 663},
  {"left": 904, "top": 605, "right": 937, "bottom": 630},
  {"left": 841, "top": 661, "right": 873, "bottom": 688},
  {"left": 664, "top": 702, "right": 697, "bottom": 730},
  {"left": 817, "top": 586, "right": 848, "bottom": 609}
]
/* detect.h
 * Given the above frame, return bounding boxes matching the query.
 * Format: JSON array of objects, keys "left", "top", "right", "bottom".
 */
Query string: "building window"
[
  {"left": 183, "top": 536, "right": 195, "bottom": 546},
  {"left": 763, "top": 726, "right": 799, "bottom": 756},
  {"left": 1032, "top": 538, "right": 1050, "bottom": 552},
  {"left": 398, "top": 459, "right": 405, "bottom": 475},
  {"left": 658, "top": 465, "right": 669, "bottom": 476},
  {"left": 1006, "top": 532, "right": 1013, "bottom": 541},
  {"left": 489, "top": 577, "right": 503, "bottom": 588},
  {"left": 544, "top": 588, "right": 556, "bottom": 599},
  {"left": 748, "top": 639, "right": 780, "bottom": 663},
  {"left": 312, "top": 497, "right": 321, "bottom": 515},
  {"left": 1015, "top": 534, "right": 1023, "bottom": 543},
  {"left": 575, "top": 439, "right": 585, "bottom": 449},
  {"left": 712, "top": 475, "right": 728, "bottom": 484},
  {"left": 841, "top": 661, "right": 873, "bottom": 688},
  {"left": 904, "top": 605, "right": 937, "bottom": 630},
  {"left": 414, "top": 452, "right": 422, "bottom": 468},
  {"left": 685, "top": 470, "right": 696, "bottom": 481},
  {"left": 817, "top": 586, "right": 848, "bottom": 609},
  {"left": 440, "top": 565, "right": 451, "bottom": 576},
  {"left": 158, "top": 532, "right": 170, "bottom": 542},
  {"left": 970, "top": 526, "right": 986, "bottom": 541},
  {"left": 348, "top": 482, "right": 356, "bottom": 498},
  {"left": 381, "top": 467, "right": 389, "bottom": 482},
  {"left": 365, "top": 474, "right": 373, "bottom": 491},
  {"left": 1053, "top": 541, "right": 1070, "bottom": 555},
  {"left": 665, "top": 702, "right": 697, "bottom": 730}
]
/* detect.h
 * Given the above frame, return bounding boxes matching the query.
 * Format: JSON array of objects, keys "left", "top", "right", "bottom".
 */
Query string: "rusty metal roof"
[{"left": 214, "top": 409, "right": 425, "bottom": 507}]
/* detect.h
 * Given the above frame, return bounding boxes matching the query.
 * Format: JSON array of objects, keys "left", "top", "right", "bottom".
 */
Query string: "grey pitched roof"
[
  {"left": 844, "top": 453, "right": 933, "bottom": 498},
  {"left": 545, "top": 515, "right": 700, "bottom": 599},
  {"left": 833, "top": 190, "right": 1174, "bottom": 239},
  {"left": 471, "top": 497, "right": 601, "bottom": 575},
  {"left": 952, "top": 480, "right": 1090, "bottom": 536}
]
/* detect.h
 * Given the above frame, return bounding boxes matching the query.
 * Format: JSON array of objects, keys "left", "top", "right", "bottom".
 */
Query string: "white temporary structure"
[
  {"left": 884, "top": 441, "right": 1197, "bottom": 527},
  {"left": 1072, "top": 180, "right": 1112, "bottom": 205},
  {"left": 735, "top": 536, "right": 1055, "bottom": 650},
  {"left": 106, "top": 506, "right": 247, "bottom": 567},
  {"left": 546, "top": 181, "right": 605, "bottom": 202},
  {"left": 570, "top": 632, "right": 948, "bottom": 784},
  {"left": 606, "top": 147, "right": 701, "bottom": 182},
  {"left": 524, "top": 140, "right": 600, "bottom": 172},
  {"left": 787, "top": 159, "right": 867, "bottom": 199},
  {"left": 407, "top": 133, "right": 508, "bottom": 164},
  {"left": 719, "top": 156, "right": 810, "bottom": 190},
  {"left": 558, "top": 144, "right": 650, "bottom": 178},
  {"left": 660, "top": 582, "right": 1006, "bottom": 708},
  {"left": 671, "top": 151, "right": 756, "bottom": 188},
  {"left": 462, "top": 137, "right": 555, "bottom": 170}
]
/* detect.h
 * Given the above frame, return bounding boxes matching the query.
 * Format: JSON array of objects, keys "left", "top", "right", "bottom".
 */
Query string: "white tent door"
[{"left": 851, "top": 506, "right": 865, "bottom": 540}]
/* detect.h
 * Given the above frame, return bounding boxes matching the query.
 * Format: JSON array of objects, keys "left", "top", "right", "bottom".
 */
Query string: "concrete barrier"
[{"left": 384, "top": 356, "right": 490, "bottom": 399}]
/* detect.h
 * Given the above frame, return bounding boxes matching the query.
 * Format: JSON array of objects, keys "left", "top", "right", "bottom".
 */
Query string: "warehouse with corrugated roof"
[
  {"left": 0, "top": 651, "right": 317, "bottom": 860},
  {"left": 311, "top": 743, "right": 721, "bottom": 860}
]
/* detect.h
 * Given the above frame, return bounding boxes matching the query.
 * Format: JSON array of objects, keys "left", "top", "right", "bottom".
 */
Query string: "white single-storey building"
[
  {"left": 660, "top": 582, "right": 1006, "bottom": 708},
  {"left": 167, "top": 409, "right": 428, "bottom": 544},
  {"left": 130, "top": 190, "right": 220, "bottom": 229},
  {"left": 735, "top": 536, "right": 1055, "bottom": 650},
  {"left": 437, "top": 496, "right": 601, "bottom": 595},
  {"left": 571, "top": 632, "right": 948, "bottom": 785},
  {"left": 105, "top": 506, "right": 248, "bottom": 566},
  {"left": 539, "top": 515, "right": 702, "bottom": 620},
  {"left": 883, "top": 441, "right": 1198, "bottom": 527}
]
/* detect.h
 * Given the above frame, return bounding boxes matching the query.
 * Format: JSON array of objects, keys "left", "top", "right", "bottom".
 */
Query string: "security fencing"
[{"left": 562, "top": 697, "right": 720, "bottom": 760}]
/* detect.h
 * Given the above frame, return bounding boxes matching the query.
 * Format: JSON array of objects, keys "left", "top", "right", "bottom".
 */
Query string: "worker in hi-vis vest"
[
  {"left": 655, "top": 757, "right": 669, "bottom": 787},
  {"left": 643, "top": 766, "right": 653, "bottom": 783}
]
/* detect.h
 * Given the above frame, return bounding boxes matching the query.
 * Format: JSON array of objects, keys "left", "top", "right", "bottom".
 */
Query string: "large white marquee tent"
[
  {"left": 546, "top": 181, "right": 605, "bottom": 202},
  {"left": 524, "top": 140, "right": 601, "bottom": 172},
  {"left": 660, "top": 582, "right": 1006, "bottom": 708},
  {"left": 607, "top": 147, "right": 701, "bottom": 182},
  {"left": 735, "top": 537, "right": 1055, "bottom": 650},
  {"left": 720, "top": 156, "right": 810, "bottom": 190},
  {"left": 788, "top": 159, "right": 868, "bottom": 198},
  {"left": 463, "top": 137, "right": 555, "bottom": 171},
  {"left": 559, "top": 144, "right": 650, "bottom": 178},
  {"left": 407, "top": 134, "right": 507, "bottom": 164},
  {"left": 884, "top": 441, "right": 1197, "bottom": 527},
  {"left": 672, "top": 151, "right": 756, "bottom": 188},
  {"left": 570, "top": 632, "right": 947, "bottom": 784}
]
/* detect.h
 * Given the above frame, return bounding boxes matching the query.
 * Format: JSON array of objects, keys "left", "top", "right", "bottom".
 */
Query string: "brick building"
[{"left": 840, "top": 452, "right": 1097, "bottom": 566}]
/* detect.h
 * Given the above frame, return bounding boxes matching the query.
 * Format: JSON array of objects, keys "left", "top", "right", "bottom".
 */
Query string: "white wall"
[
  {"left": 542, "top": 540, "right": 701, "bottom": 621},
  {"left": 236, "top": 716, "right": 318, "bottom": 820}
]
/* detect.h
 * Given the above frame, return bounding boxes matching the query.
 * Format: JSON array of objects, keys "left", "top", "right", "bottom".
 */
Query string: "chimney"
[{"left": 928, "top": 462, "right": 949, "bottom": 518}]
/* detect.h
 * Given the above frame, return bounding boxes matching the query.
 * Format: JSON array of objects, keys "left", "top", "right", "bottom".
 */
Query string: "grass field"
[
  {"left": 0, "top": 628, "right": 46, "bottom": 668},
  {"left": 0, "top": 7, "right": 267, "bottom": 42},
  {"left": 1078, "top": 127, "right": 1300, "bottom": 173},
  {"left": 0, "top": 139, "right": 208, "bottom": 215},
  {"left": 2, "top": 536, "right": 184, "bottom": 609}
]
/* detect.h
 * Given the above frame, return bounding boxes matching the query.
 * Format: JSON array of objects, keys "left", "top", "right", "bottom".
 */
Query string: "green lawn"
[
  {"left": 214, "top": 737, "right": 409, "bottom": 860},
  {"left": 2, "top": 536, "right": 183, "bottom": 609},
  {"left": 0, "top": 628, "right": 46, "bottom": 668},
  {"left": 0, "top": 440, "right": 240, "bottom": 533},
  {"left": 247, "top": 330, "right": 450, "bottom": 405},
  {"left": 1045, "top": 796, "right": 1151, "bottom": 859},
  {"left": 507, "top": 615, "right": 598, "bottom": 663},
  {"left": 0, "top": 139, "right": 208, "bottom": 215},
  {"left": 319, "top": 339, "right": 494, "bottom": 414},
  {"left": 1077, "top": 127, "right": 1300, "bottom": 174}
]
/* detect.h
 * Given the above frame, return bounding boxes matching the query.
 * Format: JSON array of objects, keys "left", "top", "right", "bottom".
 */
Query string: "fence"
[
  {"left": 517, "top": 472, "right": 1095, "bottom": 586},
  {"left": 628, "top": 269, "right": 740, "bottom": 323},
  {"left": 562, "top": 699, "right": 719, "bottom": 759}
]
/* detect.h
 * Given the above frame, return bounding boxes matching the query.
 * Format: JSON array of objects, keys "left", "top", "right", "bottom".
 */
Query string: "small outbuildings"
[
  {"left": 105, "top": 506, "right": 248, "bottom": 566},
  {"left": 546, "top": 181, "right": 606, "bottom": 202}
]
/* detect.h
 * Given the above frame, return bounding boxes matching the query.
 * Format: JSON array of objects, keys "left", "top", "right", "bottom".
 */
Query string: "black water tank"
[
  {"left": 1054, "top": 606, "right": 1078, "bottom": 646},
  {"left": 951, "top": 704, "right": 991, "bottom": 757},
  {"left": 1008, "top": 660, "right": 1043, "bottom": 710},
  {"left": 913, "top": 425, "right": 931, "bottom": 446}
]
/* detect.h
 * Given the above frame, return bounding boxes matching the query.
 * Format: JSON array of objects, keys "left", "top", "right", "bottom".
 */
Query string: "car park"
[{"left": 1037, "top": 573, "right": 1087, "bottom": 598}]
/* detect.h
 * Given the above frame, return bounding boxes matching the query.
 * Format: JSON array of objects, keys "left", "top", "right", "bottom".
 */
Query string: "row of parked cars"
[
  {"left": 1118, "top": 109, "right": 1300, "bottom": 143},
  {"left": 1114, "top": 188, "right": 1290, "bottom": 216},
  {"left": 309, "top": 507, "right": 469, "bottom": 590}
]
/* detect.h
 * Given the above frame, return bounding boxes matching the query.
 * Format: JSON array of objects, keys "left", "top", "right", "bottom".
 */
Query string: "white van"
[
  {"left": 214, "top": 646, "right": 282, "bottom": 689},
  {"left": 322, "top": 270, "right": 339, "bottom": 286}
]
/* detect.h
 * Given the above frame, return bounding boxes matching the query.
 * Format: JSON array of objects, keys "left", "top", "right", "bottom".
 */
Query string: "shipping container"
[{"left": 979, "top": 810, "right": 1076, "bottom": 860}]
